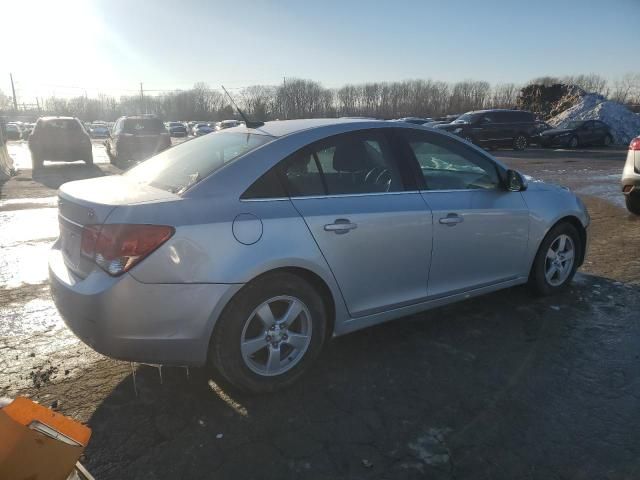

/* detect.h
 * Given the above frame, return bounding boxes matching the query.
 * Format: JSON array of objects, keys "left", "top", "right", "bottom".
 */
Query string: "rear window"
[
  {"left": 41, "top": 119, "right": 82, "bottom": 131},
  {"left": 122, "top": 118, "right": 165, "bottom": 134},
  {"left": 125, "top": 132, "right": 273, "bottom": 194}
]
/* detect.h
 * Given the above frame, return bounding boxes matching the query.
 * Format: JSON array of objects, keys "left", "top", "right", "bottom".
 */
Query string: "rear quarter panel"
[{"left": 109, "top": 195, "right": 349, "bottom": 324}]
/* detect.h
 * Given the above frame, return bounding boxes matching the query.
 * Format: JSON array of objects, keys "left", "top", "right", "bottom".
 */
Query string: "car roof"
[
  {"left": 468, "top": 109, "right": 531, "bottom": 114},
  {"left": 227, "top": 118, "right": 382, "bottom": 138},
  {"left": 40, "top": 116, "right": 76, "bottom": 121}
]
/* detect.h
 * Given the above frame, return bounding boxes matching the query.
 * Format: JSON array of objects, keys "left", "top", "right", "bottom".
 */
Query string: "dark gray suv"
[{"left": 436, "top": 109, "right": 537, "bottom": 150}]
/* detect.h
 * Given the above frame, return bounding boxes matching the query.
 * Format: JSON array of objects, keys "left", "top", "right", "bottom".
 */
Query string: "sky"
[{"left": 2, "top": 0, "right": 639, "bottom": 102}]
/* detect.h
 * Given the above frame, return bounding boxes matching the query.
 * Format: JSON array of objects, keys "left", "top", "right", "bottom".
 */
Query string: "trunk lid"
[{"left": 57, "top": 175, "right": 179, "bottom": 277}]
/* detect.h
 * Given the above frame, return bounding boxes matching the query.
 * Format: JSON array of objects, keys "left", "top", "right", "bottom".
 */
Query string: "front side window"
[
  {"left": 402, "top": 131, "right": 500, "bottom": 191},
  {"left": 125, "top": 132, "right": 273, "bottom": 194},
  {"left": 280, "top": 131, "right": 405, "bottom": 197}
]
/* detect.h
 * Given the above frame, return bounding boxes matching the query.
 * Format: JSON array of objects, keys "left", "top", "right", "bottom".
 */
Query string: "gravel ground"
[{"left": 1, "top": 143, "right": 639, "bottom": 479}]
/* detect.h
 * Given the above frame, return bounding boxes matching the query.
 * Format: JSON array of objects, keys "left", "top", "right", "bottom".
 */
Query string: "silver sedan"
[{"left": 49, "top": 119, "right": 589, "bottom": 392}]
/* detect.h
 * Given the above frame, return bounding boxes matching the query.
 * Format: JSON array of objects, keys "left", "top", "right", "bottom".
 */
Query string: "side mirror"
[{"left": 506, "top": 169, "right": 527, "bottom": 192}]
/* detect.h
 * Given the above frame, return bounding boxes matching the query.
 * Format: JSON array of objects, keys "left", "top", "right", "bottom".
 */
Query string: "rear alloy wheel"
[
  {"left": 529, "top": 223, "right": 581, "bottom": 295},
  {"left": 568, "top": 136, "right": 579, "bottom": 148},
  {"left": 210, "top": 272, "right": 327, "bottom": 393},
  {"left": 626, "top": 193, "right": 640, "bottom": 215},
  {"left": 513, "top": 134, "right": 528, "bottom": 151}
]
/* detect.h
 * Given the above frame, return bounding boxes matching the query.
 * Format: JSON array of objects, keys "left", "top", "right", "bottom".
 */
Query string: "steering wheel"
[
  {"left": 375, "top": 169, "right": 392, "bottom": 191},
  {"left": 364, "top": 167, "right": 386, "bottom": 184}
]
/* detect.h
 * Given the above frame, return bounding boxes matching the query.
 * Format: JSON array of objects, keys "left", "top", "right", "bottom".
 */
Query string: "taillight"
[
  {"left": 80, "top": 224, "right": 174, "bottom": 276},
  {"left": 630, "top": 138, "right": 640, "bottom": 150}
]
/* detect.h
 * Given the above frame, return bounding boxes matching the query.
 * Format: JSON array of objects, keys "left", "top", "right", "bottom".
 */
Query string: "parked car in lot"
[
  {"left": 89, "top": 124, "right": 110, "bottom": 139},
  {"left": 105, "top": 116, "right": 171, "bottom": 164},
  {"left": 622, "top": 136, "right": 640, "bottom": 214},
  {"left": 395, "top": 117, "right": 434, "bottom": 125},
  {"left": 539, "top": 120, "right": 613, "bottom": 148},
  {"left": 529, "top": 121, "right": 553, "bottom": 146},
  {"left": 21, "top": 123, "right": 35, "bottom": 139},
  {"left": 167, "top": 122, "right": 188, "bottom": 137},
  {"left": 216, "top": 119, "right": 242, "bottom": 130},
  {"left": 28, "top": 117, "right": 93, "bottom": 170},
  {"left": 6, "top": 123, "right": 22, "bottom": 140},
  {"left": 190, "top": 122, "right": 210, "bottom": 136},
  {"left": 436, "top": 109, "right": 537, "bottom": 150},
  {"left": 50, "top": 119, "right": 589, "bottom": 393},
  {"left": 193, "top": 123, "right": 214, "bottom": 136}
]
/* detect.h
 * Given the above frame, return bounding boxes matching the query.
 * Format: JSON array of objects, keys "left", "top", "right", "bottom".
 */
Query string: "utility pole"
[
  {"left": 140, "top": 82, "right": 144, "bottom": 114},
  {"left": 9, "top": 73, "right": 18, "bottom": 111}
]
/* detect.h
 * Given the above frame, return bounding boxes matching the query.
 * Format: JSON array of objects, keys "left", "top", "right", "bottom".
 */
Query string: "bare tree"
[
  {"left": 490, "top": 83, "right": 519, "bottom": 109},
  {"left": 611, "top": 73, "right": 640, "bottom": 104}
]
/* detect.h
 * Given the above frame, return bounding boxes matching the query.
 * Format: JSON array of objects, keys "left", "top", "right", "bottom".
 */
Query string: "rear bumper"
[{"left": 49, "top": 246, "right": 241, "bottom": 366}]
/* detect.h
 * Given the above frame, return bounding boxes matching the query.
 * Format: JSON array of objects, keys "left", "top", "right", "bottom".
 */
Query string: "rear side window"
[
  {"left": 515, "top": 111, "right": 534, "bottom": 122},
  {"left": 40, "top": 119, "right": 82, "bottom": 132},
  {"left": 280, "top": 131, "right": 405, "bottom": 197},
  {"left": 122, "top": 118, "right": 166, "bottom": 134},
  {"left": 125, "top": 132, "right": 273, "bottom": 194},
  {"left": 242, "top": 169, "right": 287, "bottom": 199}
]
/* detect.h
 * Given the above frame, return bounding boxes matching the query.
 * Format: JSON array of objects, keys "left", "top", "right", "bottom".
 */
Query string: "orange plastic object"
[{"left": 0, "top": 397, "right": 91, "bottom": 480}]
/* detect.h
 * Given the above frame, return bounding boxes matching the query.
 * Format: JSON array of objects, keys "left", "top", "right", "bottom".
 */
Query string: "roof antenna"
[{"left": 221, "top": 85, "right": 264, "bottom": 129}]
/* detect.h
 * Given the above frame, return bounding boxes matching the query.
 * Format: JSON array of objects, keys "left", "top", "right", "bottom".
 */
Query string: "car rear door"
[
  {"left": 398, "top": 129, "right": 530, "bottom": 298},
  {"left": 281, "top": 129, "right": 433, "bottom": 318},
  {"left": 472, "top": 112, "right": 502, "bottom": 146}
]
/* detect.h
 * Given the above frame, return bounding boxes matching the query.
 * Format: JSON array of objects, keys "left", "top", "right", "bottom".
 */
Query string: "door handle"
[
  {"left": 324, "top": 219, "right": 357, "bottom": 234},
  {"left": 439, "top": 214, "right": 463, "bottom": 226}
]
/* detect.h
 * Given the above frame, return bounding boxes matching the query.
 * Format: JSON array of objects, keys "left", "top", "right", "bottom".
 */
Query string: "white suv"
[{"left": 622, "top": 137, "right": 640, "bottom": 214}]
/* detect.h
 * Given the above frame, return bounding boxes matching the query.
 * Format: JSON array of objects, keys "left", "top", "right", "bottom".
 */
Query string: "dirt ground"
[{"left": 1, "top": 142, "right": 639, "bottom": 479}]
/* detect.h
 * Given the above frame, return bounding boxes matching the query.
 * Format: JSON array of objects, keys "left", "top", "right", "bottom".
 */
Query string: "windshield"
[
  {"left": 566, "top": 121, "right": 585, "bottom": 129},
  {"left": 122, "top": 118, "right": 165, "bottom": 134},
  {"left": 125, "top": 132, "right": 273, "bottom": 193},
  {"left": 452, "top": 113, "right": 479, "bottom": 124}
]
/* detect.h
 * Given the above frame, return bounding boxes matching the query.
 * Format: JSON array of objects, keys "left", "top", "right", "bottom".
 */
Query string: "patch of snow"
[
  {"left": 549, "top": 93, "right": 640, "bottom": 145},
  {"left": 408, "top": 427, "right": 451, "bottom": 467}
]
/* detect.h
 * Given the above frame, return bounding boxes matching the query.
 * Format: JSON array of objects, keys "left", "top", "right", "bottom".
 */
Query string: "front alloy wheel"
[
  {"left": 544, "top": 234, "right": 575, "bottom": 287},
  {"left": 529, "top": 222, "right": 581, "bottom": 295}
]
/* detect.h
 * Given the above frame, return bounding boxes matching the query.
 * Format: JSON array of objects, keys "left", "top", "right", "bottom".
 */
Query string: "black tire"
[
  {"left": 626, "top": 193, "right": 640, "bottom": 215},
  {"left": 529, "top": 222, "right": 582, "bottom": 296},
  {"left": 85, "top": 151, "right": 94, "bottom": 166},
  {"left": 513, "top": 134, "right": 528, "bottom": 151},
  {"left": 210, "top": 271, "right": 328, "bottom": 393},
  {"left": 568, "top": 136, "right": 579, "bottom": 148}
]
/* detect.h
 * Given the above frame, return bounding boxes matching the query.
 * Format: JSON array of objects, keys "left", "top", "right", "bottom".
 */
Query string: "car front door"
[
  {"left": 398, "top": 129, "right": 530, "bottom": 298},
  {"left": 579, "top": 121, "right": 596, "bottom": 145},
  {"left": 593, "top": 121, "right": 608, "bottom": 144},
  {"left": 280, "top": 129, "right": 433, "bottom": 318}
]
